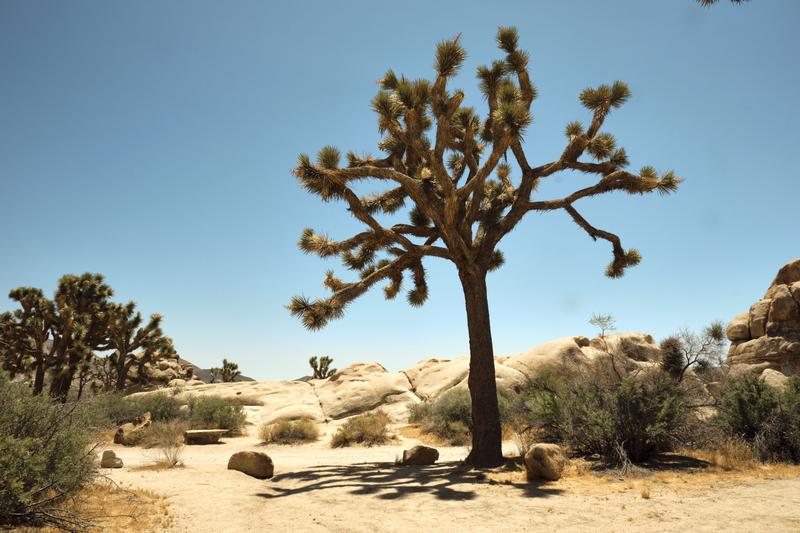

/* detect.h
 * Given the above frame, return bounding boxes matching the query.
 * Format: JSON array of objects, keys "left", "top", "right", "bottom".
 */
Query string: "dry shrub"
[
  {"left": 127, "top": 419, "right": 189, "bottom": 449},
  {"left": 259, "top": 418, "right": 319, "bottom": 444},
  {"left": 697, "top": 438, "right": 757, "bottom": 471},
  {"left": 331, "top": 411, "right": 392, "bottom": 448},
  {"left": 223, "top": 394, "right": 264, "bottom": 406},
  {"left": 639, "top": 482, "right": 651, "bottom": 499},
  {"left": 18, "top": 480, "right": 173, "bottom": 532}
]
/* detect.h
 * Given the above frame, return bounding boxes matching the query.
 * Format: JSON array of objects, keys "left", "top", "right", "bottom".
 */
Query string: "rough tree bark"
[{"left": 460, "top": 267, "right": 503, "bottom": 466}]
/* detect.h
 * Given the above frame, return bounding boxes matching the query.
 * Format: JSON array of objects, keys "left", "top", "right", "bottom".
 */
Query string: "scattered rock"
[
  {"left": 100, "top": 450, "right": 123, "bottom": 468},
  {"left": 524, "top": 443, "right": 567, "bottom": 482},
  {"left": 113, "top": 412, "right": 151, "bottom": 446},
  {"left": 184, "top": 429, "right": 227, "bottom": 445},
  {"left": 401, "top": 445, "right": 439, "bottom": 466},
  {"left": 227, "top": 451, "right": 274, "bottom": 479}
]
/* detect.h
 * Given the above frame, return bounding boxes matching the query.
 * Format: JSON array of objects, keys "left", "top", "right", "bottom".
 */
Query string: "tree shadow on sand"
[{"left": 256, "top": 461, "right": 563, "bottom": 502}]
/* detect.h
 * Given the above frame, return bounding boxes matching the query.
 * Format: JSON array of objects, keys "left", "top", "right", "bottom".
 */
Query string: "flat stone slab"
[{"left": 184, "top": 429, "right": 228, "bottom": 445}]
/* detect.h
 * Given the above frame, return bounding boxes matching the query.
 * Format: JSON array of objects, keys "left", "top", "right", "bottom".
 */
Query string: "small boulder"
[
  {"left": 524, "top": 443, "right": 567, "bottom": 482},
  {"left": 113, "top": 412, "right": 152, "bottom": 446},
  {"left": 227, "top": 451, "right": 274, "bottom": 479},
  {"left": 100, "top": 450, "right": 123, "bottom": 468},
  {"left": 401, "top": 445, "right": 439, "bottom": 466}
]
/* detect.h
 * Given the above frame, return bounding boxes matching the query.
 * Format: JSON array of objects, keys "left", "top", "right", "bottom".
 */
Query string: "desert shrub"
[
  {"left": 259, "top": 418, "right": 319, "bottom": 444},
  {"left": 718, "top": 374, "right": 800, "bottom": 462},
  {"left": 89, "top": 392, "right": 184, "bottom": 426},
  {"left": 330, "top": 411, "right": 391, "bottom": 447},
  {"left": 512, "top": 363, "right": 688, "bottom": 464},
  {"left": 187, "top": 396, "right": 247, "bottom": 434},
  {"left": 0, "top": 374, "right": 96, "bottom": 529},
  {"left": 127, "top": 419, "right": 189, "bottom": 449},
  {"left": 409, "top": 387, "right": 513, "bottom": 446}
]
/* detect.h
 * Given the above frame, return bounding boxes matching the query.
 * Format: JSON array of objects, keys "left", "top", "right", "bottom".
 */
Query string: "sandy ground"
[{"left": 102, "top": 423, "right": 800, "bottom": 533}]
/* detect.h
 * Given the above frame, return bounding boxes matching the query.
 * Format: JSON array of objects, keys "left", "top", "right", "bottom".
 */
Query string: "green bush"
[
  {"left": 0, "top": 375, "right": 96, "bottom": 528},
  {"left": 409, "top": 387, "right": 513, "bottom": 445},
  {"left": 89, "top": 391, "right": 184, "bottom": 426},
  {"left": 259, "top": 418, "right": 319, "bottom": 444},
  {"left": 331, "top": 411, "right": 392, "bottom": 447},
  {"left": 187, "top": 396, "right": 247, "bottom": 434},
  {"left": 718, "top": 374, "right": 800, "bottom": 462},
  {"left": 512, "top": 364, "right": 688, "bottom": 464}
]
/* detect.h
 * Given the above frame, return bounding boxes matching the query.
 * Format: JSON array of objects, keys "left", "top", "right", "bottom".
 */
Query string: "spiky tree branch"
[{"left": 289, "top": 27, "right": 681, "bottom": 329}]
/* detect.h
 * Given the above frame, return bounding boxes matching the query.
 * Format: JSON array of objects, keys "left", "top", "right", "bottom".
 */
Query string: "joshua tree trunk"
[
  {"left": 33, "top": 357, "right": 45, "bottom": 395},
  {"left": 459, "top": 267, "right": 504, "bottom": 467},
  {"left": 49, "top": 369, "right": 73, "bottom": 401}
]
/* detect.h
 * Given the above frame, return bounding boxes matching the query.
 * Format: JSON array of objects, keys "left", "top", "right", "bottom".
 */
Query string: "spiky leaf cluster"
[{"left": 288, "top": 28, "right": 682, "bottom": 329}]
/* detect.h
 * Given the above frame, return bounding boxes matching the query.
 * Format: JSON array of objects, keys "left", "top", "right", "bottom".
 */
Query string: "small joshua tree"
[
  {"left": 105, "top": 302, "right": 177, "bottom": 391},
  {"left": 211, "top": 358, "right": 241, "bottom": 383},
  {"left": 309, "top": 355, "right": 337, "bottom": 379},
  {"left": 288, "top": 28, "right": 681, "bottom": 466}
]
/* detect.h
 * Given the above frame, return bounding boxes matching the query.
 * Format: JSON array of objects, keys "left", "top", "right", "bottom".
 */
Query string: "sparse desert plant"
[
  {"left": 659, "top": 322, "right": 726, "bottom": 382},
  {"left": 157, "top": 442, "right": 184, "bottom": 469},
  {"left": 259, "top": 418, "right": 320, "bottom": 444},
  {"left": 512, "top": 363, "right": 689, "bottom": 464},
  {"left": 129, "top": 419, "right": 189, "bottom": 449},
  {"left": 0, "top": 374, "right": 97, "bottom": 529},
  {"left": 330, "top": 411, "right": 392, "bottom": 447},
  {"left": 410, "top": 387, "right": 513, "bottom": 446},
  {"left": 187, "top": 395, "right": 247, "bottom": 434},
  {"left": 223, "top": 394, "right": 264, "bottom": 406},
  {"left": 309, "top": 355, "right": 336, "bottom": 379}
]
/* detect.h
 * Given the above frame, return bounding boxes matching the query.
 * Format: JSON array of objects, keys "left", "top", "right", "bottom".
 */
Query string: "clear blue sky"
[{"left": 1, "top": 1, "right": 798, "bottom": 380}]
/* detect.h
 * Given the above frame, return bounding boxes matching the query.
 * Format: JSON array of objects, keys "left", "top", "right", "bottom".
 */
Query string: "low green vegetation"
[
  {"left": 410, "top": 387, "right": 513, "bottom": 446},
  {"left": 89, "top": 391, "right": 247, "bottom": 438},
  {"left": 331, "top": 411, "right": 392, "bottom": 448},
  {"left": 511, "top": 364, "right": 689, "bottom": 464},
  {"left": 0, "top": 374, "right": 96, "bottom": 529},
  {"left": 259, "top": 418, "right": 320, "bottom": 444},
  {"left": 717, "top": 374, "right": 800, "bottom": 462}
]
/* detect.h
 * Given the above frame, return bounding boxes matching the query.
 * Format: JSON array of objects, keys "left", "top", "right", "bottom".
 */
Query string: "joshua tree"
[
  {"left": 105, "top": 302, "right": 176, "bottom": 391},
  {"left": 309, "top": 355, "right": 337, "bottom": 379},
  {"left": 1, "top": 275, "right": 114, "bottom": 399},
  {"left": 211, "top": 358, "right": 241, "bottom": 383},
  {"left": 288, "top": 28, "right": 681, "bottom": 466},
  {"left": 46, "top": 274, "right": 114, "bottom": 399}
]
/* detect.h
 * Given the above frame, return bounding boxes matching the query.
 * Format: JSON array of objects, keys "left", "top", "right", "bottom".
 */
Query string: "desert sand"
[{"left": 101, "top": 422, "right": 800, "bottom": 533}]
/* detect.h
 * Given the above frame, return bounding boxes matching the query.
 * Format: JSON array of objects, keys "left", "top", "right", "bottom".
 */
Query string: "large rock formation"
[
  {"left": 727, "top": 259, "right": 800, "bottom": 376},
  {"left": 129, "top": 332, "right": 662, "bottom": 424}
]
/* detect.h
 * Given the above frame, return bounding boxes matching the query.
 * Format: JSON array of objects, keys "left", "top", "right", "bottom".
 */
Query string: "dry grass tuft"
[
  {"left": 331, "top": 411, "right": 393, "bottom": 448},
  {"left": 259, "top": 418, "right": 320, "bottom": 444},
  {"left": 640, "top": 482, "right": 651, "bottom": 499},
  {"left": 19, "top": 480, "right": 172, "bottom": 532},
  {"left": 686, "top": 439, "right": 757, "bottom": 471}
]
